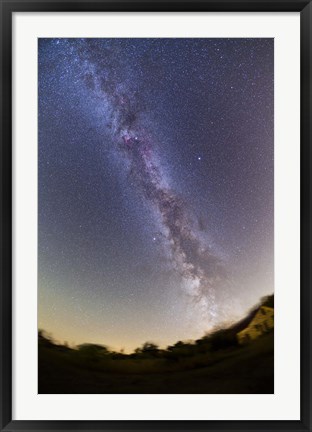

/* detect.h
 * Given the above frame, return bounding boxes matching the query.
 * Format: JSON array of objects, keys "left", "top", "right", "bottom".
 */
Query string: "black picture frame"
[{"left": 1, "top": 0, "right": 311, "bottom": 431}]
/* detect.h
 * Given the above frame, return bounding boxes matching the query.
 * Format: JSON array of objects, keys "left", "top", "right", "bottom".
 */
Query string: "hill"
[{"left": 38, "top": 294, "right": 274, "bottom": 394}]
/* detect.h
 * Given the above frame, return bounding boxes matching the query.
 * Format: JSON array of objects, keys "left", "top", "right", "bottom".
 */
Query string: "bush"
[
  {"left": 209, "top": 329, "right": 238, "bottom": 350},
  {"left": 77, "top": 343, "right": 110, "bottom": 357}
]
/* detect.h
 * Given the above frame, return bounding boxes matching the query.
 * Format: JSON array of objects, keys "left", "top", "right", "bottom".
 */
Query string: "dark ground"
[{"left": 38, "top": 331, "right": 273, "bottom": 394}]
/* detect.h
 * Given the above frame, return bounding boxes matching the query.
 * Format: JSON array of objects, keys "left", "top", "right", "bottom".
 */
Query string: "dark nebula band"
[{"left": 79, "top": 39, "right": 225, "bottom": 306}]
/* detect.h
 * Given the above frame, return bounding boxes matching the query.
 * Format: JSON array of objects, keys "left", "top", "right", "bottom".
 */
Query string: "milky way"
[
  {"left": 78, "top": 39, "right": 225, "bottom": 307},
  {"left": 38, "top": 38, "right": 274, "bottom": 351}
]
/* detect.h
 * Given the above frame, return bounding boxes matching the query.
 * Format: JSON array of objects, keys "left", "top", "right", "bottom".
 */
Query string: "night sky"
[{"left": 38, "top": 38, "right": 274, "bottom": 352}]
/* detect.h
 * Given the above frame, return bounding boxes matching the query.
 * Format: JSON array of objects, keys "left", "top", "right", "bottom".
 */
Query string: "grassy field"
[{"left": 38, "top": 330, "right": 273, "bottom": 394}]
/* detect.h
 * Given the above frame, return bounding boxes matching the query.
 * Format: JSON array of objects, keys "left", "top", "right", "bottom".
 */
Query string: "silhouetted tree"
[
  {"left": 142, "top": 342, "right": 159, "bottom": 352},
  {"left": 38, "top": 329, "right": 55, "bottom": 348},
  {"left": 77, "top": 343, "right": 110, "bottom": 356},
  {"left": 261, "top": 294, "right": 274, "bottom": 308},
  {"left": 134, "top": 342, "right": 160, "bottom": 357},
  {"left": 209, "top": 329, "right": 237, "bottom": 350}
]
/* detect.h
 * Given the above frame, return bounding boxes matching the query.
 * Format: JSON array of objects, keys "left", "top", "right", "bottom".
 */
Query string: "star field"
[{"left": 38, "top": 38, "right": 273, "bottom": 352}]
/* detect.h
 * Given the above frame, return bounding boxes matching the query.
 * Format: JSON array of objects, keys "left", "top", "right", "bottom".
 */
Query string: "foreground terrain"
[{"left": 39, "top": 329, "right": 273, "bottom": 394}]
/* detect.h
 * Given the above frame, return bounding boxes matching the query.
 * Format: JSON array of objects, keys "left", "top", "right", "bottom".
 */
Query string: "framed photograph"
[{"left": 1, "top": 0, "right": 311, "bottom": 431}]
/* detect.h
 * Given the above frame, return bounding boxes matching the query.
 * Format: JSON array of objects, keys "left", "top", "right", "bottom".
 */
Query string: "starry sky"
[{"left": 38, "top": 38, "right": 274, "bottom": 352}]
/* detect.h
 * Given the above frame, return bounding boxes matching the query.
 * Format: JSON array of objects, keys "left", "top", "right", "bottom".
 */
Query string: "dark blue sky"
[{"left": 38, "top": 38, "right": 273, "bottom": 351}]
